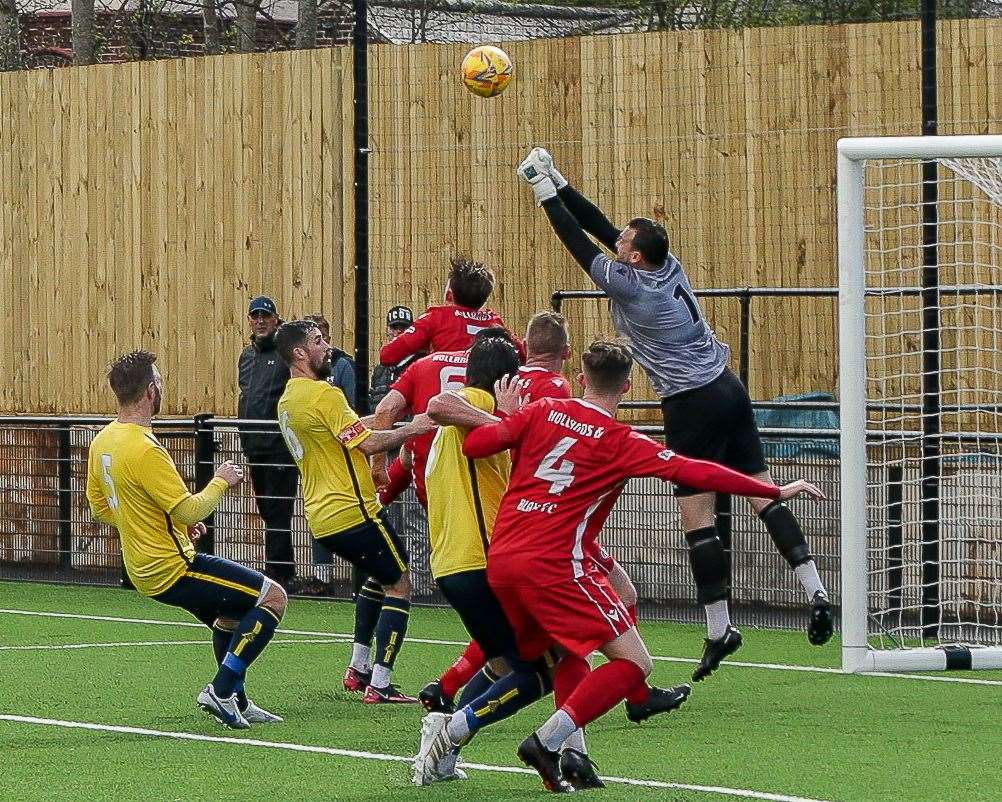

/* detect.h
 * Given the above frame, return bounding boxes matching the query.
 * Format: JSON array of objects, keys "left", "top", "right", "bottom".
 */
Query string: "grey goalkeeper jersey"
[{"left": 589, "top": 252, "right": 730, "bottom": 398}]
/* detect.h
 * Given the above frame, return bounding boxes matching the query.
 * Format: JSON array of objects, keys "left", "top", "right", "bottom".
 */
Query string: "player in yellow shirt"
[
  {"left": 86, "top": 351, "right": 286, "bottom": 730},
  {"left": 274, "top": 320, "right": 436, "bottom": 703},
  {"left": 413, "top": 336, "right": 563, "bottom": 783}
]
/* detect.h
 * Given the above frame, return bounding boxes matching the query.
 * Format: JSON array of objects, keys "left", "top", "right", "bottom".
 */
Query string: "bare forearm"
[
  {"left": 360, "top": 422, "right": 425, "bottom": 455},
  {"left": 427, "top": 392, "right": 500, "bottom": 428}
]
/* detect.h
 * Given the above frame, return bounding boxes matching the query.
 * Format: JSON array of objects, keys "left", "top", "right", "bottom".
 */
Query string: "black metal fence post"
[
  {"left": 738, "top": 291, "right": 751, "bottom": 389},
  {"left": 352, "top": 0, "right": 369, "bottom": 597},
  {"left": 56, "top": 424, "right": 72, "bottom": 567},
  {"left": 194, "top": 414, "right": 217, "bottom": 555}
]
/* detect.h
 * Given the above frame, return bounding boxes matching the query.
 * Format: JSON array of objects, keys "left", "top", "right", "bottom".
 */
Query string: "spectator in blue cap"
[{"left": 237, "top": 295, "right": 297, "bottom": 588}]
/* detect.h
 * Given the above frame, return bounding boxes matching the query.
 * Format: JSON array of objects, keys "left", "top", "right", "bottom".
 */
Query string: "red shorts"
[
  {"left": 488, "top": 564, "right": 633, "bottom": 660},
  {"left": 588, "top": 542, "right": 615, "bottom": 575}
]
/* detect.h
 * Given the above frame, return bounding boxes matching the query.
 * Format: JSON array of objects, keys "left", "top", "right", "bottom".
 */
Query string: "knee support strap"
[
  {"left": 760, "top": 500, "right": 812, "bottom": 567},
  {"left": 684, "top": 526, "right": 729, "bottom": 605}
]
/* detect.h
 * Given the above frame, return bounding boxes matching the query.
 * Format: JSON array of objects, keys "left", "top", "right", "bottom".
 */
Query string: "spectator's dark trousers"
[{"left": 248, "top": 455, "right": 298, "bottom": 586}]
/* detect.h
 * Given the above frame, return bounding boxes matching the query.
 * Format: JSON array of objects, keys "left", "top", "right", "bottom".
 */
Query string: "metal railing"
[{"left": 2, "top": 412, "right": 998, "bottom": 631}]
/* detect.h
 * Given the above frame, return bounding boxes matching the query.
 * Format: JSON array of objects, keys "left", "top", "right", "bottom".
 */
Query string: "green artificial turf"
[{"left": 0, "top": 581, "right": 999, "bottom": 801}]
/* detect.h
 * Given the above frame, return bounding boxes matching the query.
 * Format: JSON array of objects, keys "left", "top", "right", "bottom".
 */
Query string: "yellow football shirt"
[
  {"left": 424, "top": 387, "right": 511, "bottom": 579},
  {"left": 86, "top": 421, "right": 223, "bottom": 597},
  {"left": 277, "top": 377, "right": 382, "bottom": 538}
]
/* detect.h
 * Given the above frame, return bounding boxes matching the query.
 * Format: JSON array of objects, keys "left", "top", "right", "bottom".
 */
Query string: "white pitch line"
[
  {"left": 0, "top": 714, "right": 834, "bottom": 802},
  {"left": 2, "top": 607, "right": 1001, "bottom": 687},
  {"left": 0, "top": 638, "right": 349, "bottom": 652}
]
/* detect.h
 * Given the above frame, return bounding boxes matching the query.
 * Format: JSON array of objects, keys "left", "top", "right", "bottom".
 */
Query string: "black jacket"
[
  {"left": 369, "top": 352, "right": 423, "bottom": 411},
  {"left": 238, "top": 332, "right": 291, "bottom": 458}
]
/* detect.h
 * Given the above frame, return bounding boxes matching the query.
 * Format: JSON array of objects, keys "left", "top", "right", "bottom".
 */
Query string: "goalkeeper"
[{"left": 516, "top": 148, "right": 834, "bottom": 681}]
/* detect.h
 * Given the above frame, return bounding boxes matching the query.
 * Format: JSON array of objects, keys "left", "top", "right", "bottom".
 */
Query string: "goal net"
[{"left": 838, "top": 135, "right": 1002, "bottom": 672}]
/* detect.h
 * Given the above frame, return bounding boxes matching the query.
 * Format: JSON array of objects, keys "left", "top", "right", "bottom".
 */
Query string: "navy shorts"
[
  {"left": 437, "top": 568, "right": 518, "bottom": 662},
  {"left": 316, "top": 511, "right": 409, "bottom": 587},
  {"left": 153, "top": 553, "right": 266, "bottom": 627},
  {"left": 661, "top": 367, "right": 768, "bottom": 497}
]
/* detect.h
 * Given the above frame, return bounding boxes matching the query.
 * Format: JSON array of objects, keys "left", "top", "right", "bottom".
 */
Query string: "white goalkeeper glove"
[
  {"left": 530, "top": 147, "right": 568, "bottom": 190},
  {"left": 517, "top": 150, "right": 557, "bottom": 205}
]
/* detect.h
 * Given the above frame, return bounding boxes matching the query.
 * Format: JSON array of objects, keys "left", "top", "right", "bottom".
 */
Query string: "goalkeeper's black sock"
[
  {"left": 759, "top": 501, "right": 828, "bottom": 599},
  {"left": 685, "top": 527, "right": 731, "bottom": 639}
]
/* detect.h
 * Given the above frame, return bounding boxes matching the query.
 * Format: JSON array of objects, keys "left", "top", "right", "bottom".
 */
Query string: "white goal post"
[{"left": 838, "top": 135, "right": 1002, "bottom": 673}]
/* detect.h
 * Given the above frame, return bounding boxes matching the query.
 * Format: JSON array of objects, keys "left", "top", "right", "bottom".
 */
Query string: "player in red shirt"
[
  {"left": 369, "top": 326, "right": 518, "bottom": 505},
  {"left": 378, "top": 258, "right": 521, "bottom": 367},
  {"left": 420, "top": 312, "right": 685, "bottom": 750},
  {"left": 414, "top": 341, "right": 823, "bottom": 791},
  {"left": 517, "top": 310, "right": 573, "bottom": 404},
  {"left": 418, "top": 311, "right": 576, "bottom": 716},
  {"left": 371, "top": 349, "right": 469, "bottom": 507},
  {"left": 418, "top": 311, "right": 580, "bottom": 717}
]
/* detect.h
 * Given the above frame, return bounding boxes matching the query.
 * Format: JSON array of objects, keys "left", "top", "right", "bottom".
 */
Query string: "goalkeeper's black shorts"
[{"left": 661, "top": 366, "right": 767, "bottom": 497}]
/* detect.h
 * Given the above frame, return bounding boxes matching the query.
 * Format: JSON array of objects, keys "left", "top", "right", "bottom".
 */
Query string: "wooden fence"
[{"left": 0, "top": 19, "right": 1000, "bottom": 415}]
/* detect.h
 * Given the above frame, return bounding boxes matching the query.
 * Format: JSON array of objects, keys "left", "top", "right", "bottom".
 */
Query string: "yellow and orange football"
[{"left": 461, "top": 45, "right": 513, "bottom": 98}]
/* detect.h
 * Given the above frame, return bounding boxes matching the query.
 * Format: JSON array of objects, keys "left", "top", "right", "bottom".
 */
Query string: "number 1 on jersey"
[
  {"left": 673, "top": 283, "right": 701, "bottom": 325},
  {"left": 534, "top": 436, "right": 578, "bottom": 495}
]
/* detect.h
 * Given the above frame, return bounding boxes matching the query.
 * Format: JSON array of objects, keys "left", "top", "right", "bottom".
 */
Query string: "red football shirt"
[
  {"left": 518, "top": 365, "right": 572, "bottom": 403},
  {"left": 472, "top": 398, "right": 778, "bottom": 584},
  {"left": 379, "top": 304, "right": 519, "bottom": 366},
  {"left": 389, "top": 350, "right": 469, "bottom": 503}
]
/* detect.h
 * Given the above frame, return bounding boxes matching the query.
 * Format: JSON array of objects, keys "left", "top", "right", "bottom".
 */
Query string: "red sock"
[
  {"left": 561, "top": 659, "right": 646, "bottom": 728},
  {"left": 625, "top": 683, "right": 651, "bottom": 705},
  {"left": 554, "top": 654, "right": 591, "bottom": 708},
  {"left": 439, "top": 640, "right": 486, "bottom": 699},
  {"left": 627, "top": 604, "right": 638, "bottom": 625}
]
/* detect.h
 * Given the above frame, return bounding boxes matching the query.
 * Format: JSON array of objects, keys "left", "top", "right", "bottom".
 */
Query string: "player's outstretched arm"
[
  {"left": 539, "top": 197, "right": 604, "bottom": 274},
  {"left": 621, "top": 432, "right": 824, "bottom": 501},
  {"left": 169, "top": 461, "right": 243, "bottom": 525},
  {"left": 518, "top": 143, "right": 602, "bottom": 274},
  {"left": 427, "top": 390, "right": 500, "bottom": 428},
  {"left": 369, "top": 389, "right": 411, "bottom": 487},
  {"left": 556, "top": 184, "right": 620, "bottom": 251},
  {"left": 669, "top": 456, "right": 825, "bottom": 501},
  {"left": 463, "top": 419, "right": 519, "bottom": 459},
  {"left": 523, "top": 148, "right": 620, "bottom": 250},
  {"left": 357, "top": 413, "right": 436, "bottom": 456}
]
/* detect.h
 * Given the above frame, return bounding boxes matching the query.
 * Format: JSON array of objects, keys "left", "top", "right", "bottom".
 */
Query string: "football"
[{"left": 461, "top": 45, "right": 513, "bottom": 98}]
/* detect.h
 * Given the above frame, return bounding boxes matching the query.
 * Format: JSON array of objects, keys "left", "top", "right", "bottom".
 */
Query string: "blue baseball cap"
[{"left": 248, "top": 296, "right": 278, "bottom": 315}]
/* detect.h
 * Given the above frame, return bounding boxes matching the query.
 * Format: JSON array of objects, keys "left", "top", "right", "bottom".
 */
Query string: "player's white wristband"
[
  {"left": 549, "top": 168, "right": 568, "bottom": 190},
  {"left": 532, "top": 175, "right": 558, "bottom": 205}
]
